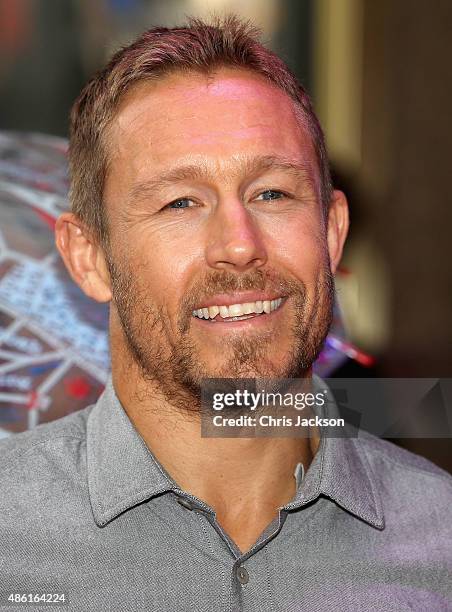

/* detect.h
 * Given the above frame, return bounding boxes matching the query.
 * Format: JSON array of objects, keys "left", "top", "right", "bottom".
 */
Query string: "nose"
[{"left": 205, "top": 198, "right": 268, "bottom": 272}]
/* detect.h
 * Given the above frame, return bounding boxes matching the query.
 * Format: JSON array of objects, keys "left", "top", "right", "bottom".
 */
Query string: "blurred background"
[{"left": 0, "top": 0, "right": 451, "bottom": 470}]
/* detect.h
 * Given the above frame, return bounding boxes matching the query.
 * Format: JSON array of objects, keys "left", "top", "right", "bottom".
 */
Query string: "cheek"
[
  {"left": 120, "top": 231, "right": 198, "bottom": 321},
  {"left": 263, "top": 213, "right": 328, "bottom": 280}
]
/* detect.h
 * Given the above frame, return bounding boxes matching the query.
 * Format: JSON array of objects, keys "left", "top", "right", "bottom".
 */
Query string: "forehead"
[{"left": 106, "top": 67, "right": 316, "bottom": 181}]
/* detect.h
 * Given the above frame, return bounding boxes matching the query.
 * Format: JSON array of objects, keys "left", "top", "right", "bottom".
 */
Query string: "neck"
[{"left": 110, "top": 332, "right": 320, "bottom": 552}]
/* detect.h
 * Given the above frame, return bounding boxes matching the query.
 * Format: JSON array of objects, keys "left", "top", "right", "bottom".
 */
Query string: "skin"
[{"left": 55, "top": 67, "right": 349, "bottom": 553}]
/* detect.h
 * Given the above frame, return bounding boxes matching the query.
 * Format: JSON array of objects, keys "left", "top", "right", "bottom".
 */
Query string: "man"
[{"left": 1, "top": 15, "right": 451, "bottom": 612}]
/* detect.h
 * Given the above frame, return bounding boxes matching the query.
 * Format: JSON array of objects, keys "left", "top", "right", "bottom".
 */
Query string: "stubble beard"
[{"left": 106, "top": 254, "right": 335, "bottom": 414}]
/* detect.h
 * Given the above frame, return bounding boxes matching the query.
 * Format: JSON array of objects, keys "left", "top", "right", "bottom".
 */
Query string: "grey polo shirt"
[{"left": 0, "top": 376, "right": 451, "bottom": 612}]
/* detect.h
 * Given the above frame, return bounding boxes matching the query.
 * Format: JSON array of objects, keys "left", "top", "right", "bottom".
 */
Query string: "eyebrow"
[{"left": 127, "top": 154, "right": 317, "bottom": 204}]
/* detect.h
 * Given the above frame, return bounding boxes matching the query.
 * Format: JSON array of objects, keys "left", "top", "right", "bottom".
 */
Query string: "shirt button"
[
  {"left": 236, "top": 566, "right": 249, "bottom": 585},
  {"left": 176, "top": 497, "right": 194, "bottom": 510}
]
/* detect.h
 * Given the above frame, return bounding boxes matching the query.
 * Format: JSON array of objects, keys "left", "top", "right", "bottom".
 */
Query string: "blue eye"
[
  {"left": 167, "top": 198, "right": 192, "bottom": 209},
  {"left": 257, "top": 190, "right": 285, "bottom": 201}
]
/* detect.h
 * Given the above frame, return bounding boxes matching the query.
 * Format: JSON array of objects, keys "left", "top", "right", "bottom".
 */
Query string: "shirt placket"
[{"left": 174, "top": 488, "right": 290, "bottom": 611}]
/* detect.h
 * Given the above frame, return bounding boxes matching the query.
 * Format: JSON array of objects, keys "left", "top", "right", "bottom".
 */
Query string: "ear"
[
  {"left": 326, "top": 190, "right": 349, "bottom": 274},
  {"left": 54, "top": 213, "right": 112, "bottom": 302}
]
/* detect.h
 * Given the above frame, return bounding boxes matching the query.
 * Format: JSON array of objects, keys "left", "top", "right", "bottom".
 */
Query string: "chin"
[{"left": 199, "top": 357, "right": 298, "bottom": 381}]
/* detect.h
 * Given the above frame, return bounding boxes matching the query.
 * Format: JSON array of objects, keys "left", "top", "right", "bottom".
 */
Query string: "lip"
[{"left": 194, "top": 292, "right": 285, "bottom": 310}]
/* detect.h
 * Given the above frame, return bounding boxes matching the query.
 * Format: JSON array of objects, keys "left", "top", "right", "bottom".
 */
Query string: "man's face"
[{"left": 102, "top": 68, "right": 335, "bottom": 401}]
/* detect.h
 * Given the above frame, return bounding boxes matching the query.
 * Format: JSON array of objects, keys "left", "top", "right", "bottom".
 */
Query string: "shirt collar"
[
  {"left": 87, "top": 376, "right": 176, "bottom": 527},
  {"left": 283, "top": 376, "right": 385, "bottom": 530},
  {"left": 87, "top": 375, "right": 385, "bottom": 530}
]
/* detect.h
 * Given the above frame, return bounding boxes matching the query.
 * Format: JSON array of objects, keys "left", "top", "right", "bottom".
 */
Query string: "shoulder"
[
  {"left": 352, "top": 433, "right": 452, "bottom": 570},
  {"left": 356, "top": 431, "right": 452, "bottom": 510},
  {"left": 0, "top": 406, "right": 93, "bottom": 491},
  {"left": 0, "top": 407, "right": 98, "bottom": 567}
]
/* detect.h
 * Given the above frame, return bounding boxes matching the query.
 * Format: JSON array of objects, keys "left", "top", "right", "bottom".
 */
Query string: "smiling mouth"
[{"left": 192, "top": 298, "right": 284, "bottom": 322}]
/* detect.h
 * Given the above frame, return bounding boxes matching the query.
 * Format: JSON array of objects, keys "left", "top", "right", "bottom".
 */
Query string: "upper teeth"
[{"left": 192, "top": 298, "right": 283, "bottom": 319}]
